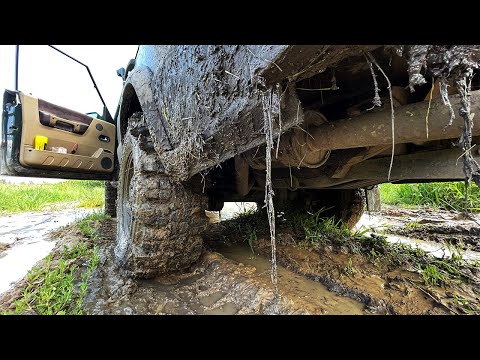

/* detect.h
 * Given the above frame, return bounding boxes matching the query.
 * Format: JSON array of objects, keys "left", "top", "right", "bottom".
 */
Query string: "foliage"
[
  {"left": 11, "top": 242, "right": 99, "bottom": 315},
  {"left": 0, "top": 180, "right": 104, "bottom": 213},
  {"left": 380, "top": 181, "right": 480, "bottom": 212}
]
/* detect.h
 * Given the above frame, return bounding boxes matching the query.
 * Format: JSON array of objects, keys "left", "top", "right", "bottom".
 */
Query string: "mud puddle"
[
  {"left": 355, "top": 212, "right": 480, "bottom": 262},
  {"left": 216, "top": 244, "right": 364, "bottom": 314},
  {"left": 0, "top": 209, "right": 94, "bottom": 295},
  {"left": 206, "top": 204, "right": 480, "bottom": 314},
  {"left": 66, "top": 206, "right": 480, "bottom": 315},
  {"left": 82, "top": 219, "right": 364, "bottom": 315}
]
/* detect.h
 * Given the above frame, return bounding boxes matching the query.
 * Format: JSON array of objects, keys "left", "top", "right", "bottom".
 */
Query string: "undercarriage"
[{"left": 197, "top": 46, "right": 480, "bottom": 223}]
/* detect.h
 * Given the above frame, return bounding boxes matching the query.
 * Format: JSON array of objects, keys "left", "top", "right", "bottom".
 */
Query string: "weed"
[
  {"left": 290, "top": 209, "right": 351, "bottom": 247},
  {"left": 72, "top": 245, "right": 100, "bottom": 315},
  {"left": 78, "top": 212, "right": 110, "bottom": 238},
  {"left": 219, "top": 207, "right": 261, "bottom": 255},
  {"left": 244, "top": 225, "right": 257, "bottom": 256},
  {"left": 342, "top": 258, "right": 358, "bottom": 277},
  {"left": 288, "top": 211, "right": 480, "bottom": 287},
  {"left": 12, "top": 253, "right": 81, "bottom": 315},
  {"left": 422, "top": 264, "right": 448, "bottom": 286},
  {"left": 405, "top": 220, "right": 420, "bottom": 230},
  {"left": 452, "top": 295, "right": 480, "bottom": 314}
]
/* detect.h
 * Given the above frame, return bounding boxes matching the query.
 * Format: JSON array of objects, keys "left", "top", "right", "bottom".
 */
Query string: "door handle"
[
  {"left": 99, "top": 134, "right": 110, "bottom": 143},
  {"left": 39, "top": 112, "right": 88, "bottom": 134}
]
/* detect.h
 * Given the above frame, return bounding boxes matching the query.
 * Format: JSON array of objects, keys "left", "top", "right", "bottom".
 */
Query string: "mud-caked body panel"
[{"left": 120, "top": 45, "right": 381, "bottom": 181}]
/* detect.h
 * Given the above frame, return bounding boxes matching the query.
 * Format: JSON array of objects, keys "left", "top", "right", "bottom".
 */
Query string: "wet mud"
[
  {"left": 374, "top": 206, "right": 480, "bottom": 253},
  {"left": 1, "top": 204, "right": 479, "bottom": 315},
  {"left": 204, "top": 206, "right": 480, "bottom": 315},
  {"left": 84, "top": 220, "right": 364, "bottom": 315},
  {"left": 78, "top": 206, "right": 480, "bottom": 315}
]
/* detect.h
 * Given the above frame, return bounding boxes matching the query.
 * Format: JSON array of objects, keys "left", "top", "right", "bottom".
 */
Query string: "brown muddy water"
[
  {"left": 219, "top": 244, "right": 364, "bottom": 314},
  {"left": 83, "top": 219, "right": 365, "bottom": 314}
]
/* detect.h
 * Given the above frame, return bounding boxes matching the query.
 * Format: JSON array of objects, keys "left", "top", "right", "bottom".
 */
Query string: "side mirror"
[
  {"left": 116, "top": 67, "right": 126, "bottom": 80},
  {"left": 86, "top": 112, "right": 101, "bottom": 119},
  {"left": 89, "top": 106, "right": 112, "bottom": 123}
]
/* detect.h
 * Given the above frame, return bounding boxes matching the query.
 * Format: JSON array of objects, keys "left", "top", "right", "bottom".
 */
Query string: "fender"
[{"left": 116, "top": 64, "right": 172, "bottom": 162}]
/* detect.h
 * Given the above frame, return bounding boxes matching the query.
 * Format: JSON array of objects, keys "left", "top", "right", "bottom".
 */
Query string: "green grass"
[
  {"left": 0, "top": 180, "right": 104, "bottom": 213},
  {"left": 380, "top": 181, "right": 480, "bottom": 212},
  {"left": 422, "top": 264, "right": 448, "bottom": 287},
  {"left": 78, "top": 212, "right": 110, "bottom": 238},
  {"left": 222, "top": 208, "right": 263, "bottom": 252},
  {"left": 11, "top": 243, "right": 99, "bottom": 315},
  {"left": 291, "top": 210, "right": 480, "bottom": 287},
  {"left": 8, "top": 242, "right": 98, "bottom": 315},
  {"left": 5, "top": 212, "right": 107, "bottom": 315},
  {"left": 452, "top": 295, "right": 480, "bottom": 314},
  {"left": 244, "top": 225, "right": 257, "bottom": 256},
  {"left": 224, "top": 208, "right": 480, "bottom": 289}
]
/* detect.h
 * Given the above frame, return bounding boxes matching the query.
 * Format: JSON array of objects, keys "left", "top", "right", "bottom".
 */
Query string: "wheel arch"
[
  {"left": 118, "top": 82, "right": 142, "bottom": 140},
  {"left": 116, "top": 65, "right": 172, "bottom": 161}
]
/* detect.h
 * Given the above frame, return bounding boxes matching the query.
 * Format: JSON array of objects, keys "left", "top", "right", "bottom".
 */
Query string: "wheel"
[
  {"left": 309, "top": 189, "right": 365, "bottom": 229},
  {"left": 269, "top": 188, "right": 365, "bottom": 229},
  {"left": 114, "top": 113, "right": 206, "bottom": 278},
  {"left": 336, "top": 189, "right": 365, "bottom": 229},
  {"left": 104, "top": 181, "right": 117, "bottom": 217}
]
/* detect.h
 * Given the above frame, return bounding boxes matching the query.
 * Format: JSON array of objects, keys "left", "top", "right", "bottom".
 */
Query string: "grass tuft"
[
  {"left": 422, "top": 264, "right": 448, "bottom": 286},
  {"left": 78, "top": 212, "right": 110, "bottom": 238},
  {"left": 10, "top": 242, "right": 99, "bottom": 315},
  {"left": 342, "top": 258, "right": 358, "bottom": 277}
]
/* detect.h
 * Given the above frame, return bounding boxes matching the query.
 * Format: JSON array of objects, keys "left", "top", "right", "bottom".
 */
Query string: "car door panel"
[{"left": 1, "top": 90, "right": 116, "bottom": 179}]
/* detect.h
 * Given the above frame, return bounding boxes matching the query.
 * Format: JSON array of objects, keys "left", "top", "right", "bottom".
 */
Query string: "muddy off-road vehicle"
[{"left": 2, "top": 45, "right": 480, "bottom": 278}]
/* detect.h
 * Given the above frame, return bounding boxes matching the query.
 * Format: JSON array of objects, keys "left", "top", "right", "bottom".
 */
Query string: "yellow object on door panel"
[{"left": 34, "top": 135, "right": 48, "bottom": 150}]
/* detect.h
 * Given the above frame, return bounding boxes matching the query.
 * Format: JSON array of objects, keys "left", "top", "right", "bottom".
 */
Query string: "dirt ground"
[
  {"left": 0, "top": 209, "right": 94, "bottom": 294},
  {"left": 82, "top": 220, "right": 364, "bottom": 315},
  {"left": 1, "top": 205, "right": 479, "bottom": 315}
]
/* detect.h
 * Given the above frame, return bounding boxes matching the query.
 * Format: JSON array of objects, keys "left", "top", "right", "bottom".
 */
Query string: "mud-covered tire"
[
  {"left": 273, "top": 188, "right": 365, "bottom": 229},
  {"left": 115, "top": 113, "right": 206, "bottom": 278},
  {"left": 335, "top": 189, "right": 365, "bottom": 229},
  {"left": 104, "top": 181, "right": 117, "bottom": 217}
]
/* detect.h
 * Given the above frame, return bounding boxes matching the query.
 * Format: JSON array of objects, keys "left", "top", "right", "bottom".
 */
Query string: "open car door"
[{"left": 1, "top": 89, "right": 116, "bottom": 180}]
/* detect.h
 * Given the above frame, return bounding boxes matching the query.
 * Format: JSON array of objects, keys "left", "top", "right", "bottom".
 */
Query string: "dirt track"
[{"left": 1, "top": 205, "right": 479, "bottom": 315}]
